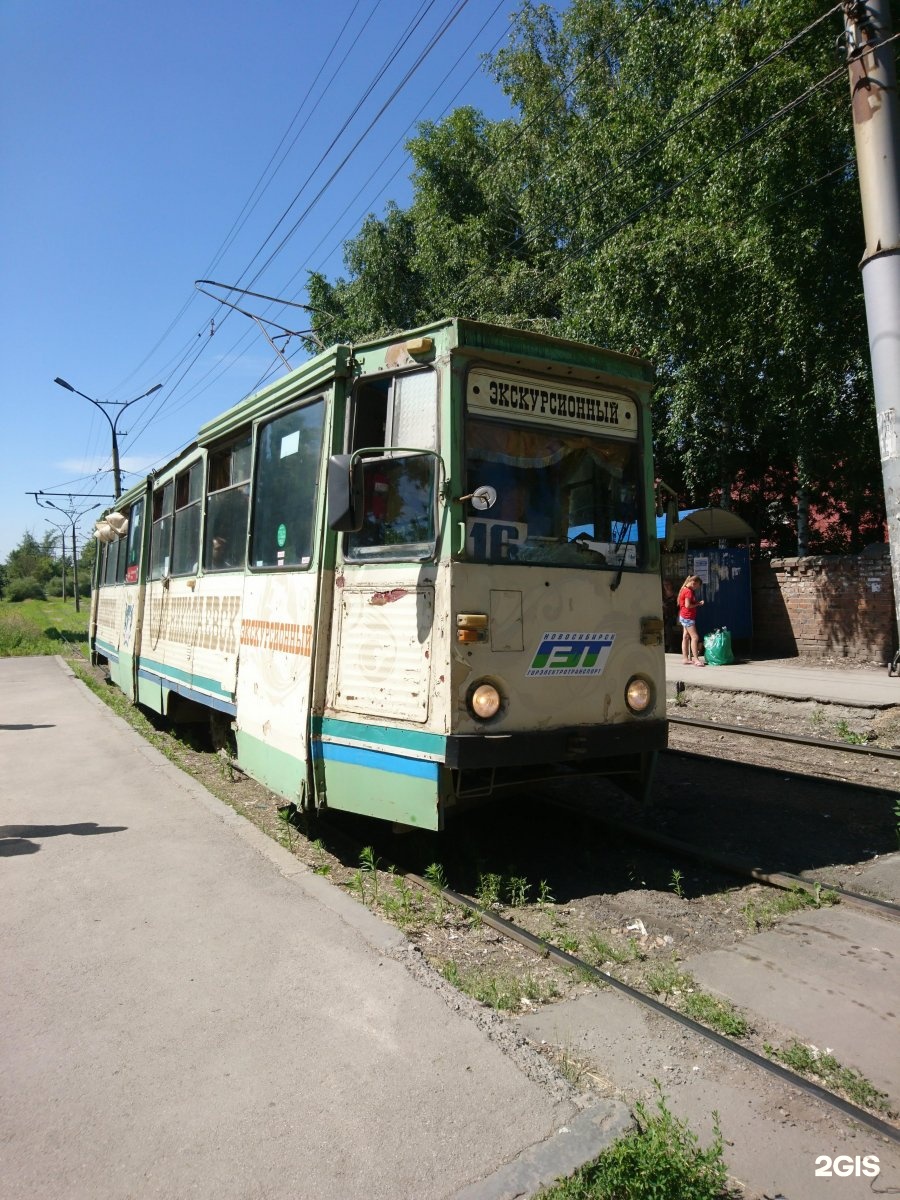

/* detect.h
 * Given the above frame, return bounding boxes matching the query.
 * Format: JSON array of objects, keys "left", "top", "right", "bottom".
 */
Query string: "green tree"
[
  {"left": 307, "top": 0, "right": 882, "bottom": 553},
  {"left": 5, "top": 532, "right": 57, "bottom": 586}
]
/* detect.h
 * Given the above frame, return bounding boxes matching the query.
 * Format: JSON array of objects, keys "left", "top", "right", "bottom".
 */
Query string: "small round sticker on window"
[{"left": 277, "top": 523, "right": 287, "bottom": 548}]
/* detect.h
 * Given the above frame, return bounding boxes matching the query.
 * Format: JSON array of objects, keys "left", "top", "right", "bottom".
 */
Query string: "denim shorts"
[{"left": 678, "top": 617, "right": 695, "bottom": 628}]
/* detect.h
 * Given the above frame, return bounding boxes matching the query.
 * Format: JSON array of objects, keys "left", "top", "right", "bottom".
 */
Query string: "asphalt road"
[{"left": 0, "top": 656, "right": 628, "bottom": 1200}]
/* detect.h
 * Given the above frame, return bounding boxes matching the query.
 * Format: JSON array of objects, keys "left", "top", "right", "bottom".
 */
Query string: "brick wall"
[{"left": 751, "top": 548, "right": 897, "bottom": 664}]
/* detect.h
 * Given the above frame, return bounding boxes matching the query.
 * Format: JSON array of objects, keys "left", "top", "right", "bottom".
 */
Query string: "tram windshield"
[{"left": 464, "top": 418, "right": 644, "bottom": 569}]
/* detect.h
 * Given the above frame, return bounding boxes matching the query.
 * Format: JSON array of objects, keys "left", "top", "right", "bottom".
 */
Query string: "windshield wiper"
[{"left": 609, "top": 518, "right": 631, "bottom": 591}]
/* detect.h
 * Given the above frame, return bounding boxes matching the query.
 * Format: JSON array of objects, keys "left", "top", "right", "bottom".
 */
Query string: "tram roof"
[{"left": 196, "top": 318, "right": 654, "bottom": 445}]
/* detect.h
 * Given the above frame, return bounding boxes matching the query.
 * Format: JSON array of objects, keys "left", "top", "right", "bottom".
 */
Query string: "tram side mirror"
[
  {"left": 327, "top": 454, "right": 364, "bottom": 532},
  {"left": 458, "top": 485, "right": 497, "bottom": 512}
]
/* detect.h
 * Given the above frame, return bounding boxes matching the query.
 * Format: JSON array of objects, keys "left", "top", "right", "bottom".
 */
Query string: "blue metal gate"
[{"left": 687, "top": 547, "right": 752, "bottom": 641}]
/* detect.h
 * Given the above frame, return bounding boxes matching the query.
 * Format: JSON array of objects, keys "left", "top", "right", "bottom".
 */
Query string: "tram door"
[
  {"left": 313, "top": 368, "right": 443, "bottom": 828},
  {"left": 118, "top": 496, "right": 147, "bottom": 702},
  {"left": 231, "top": 397, "right": 328, "bottom": 801}
]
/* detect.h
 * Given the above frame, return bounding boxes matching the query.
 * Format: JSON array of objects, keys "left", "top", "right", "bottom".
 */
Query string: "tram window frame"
[
  {"left": 343, "top": 368, "right": 439, "bottom": 563},
  {"left": 124, "top": 498, "right": 144, "bottom": 584},
  {"left": 150, "top": 481, "right": 174, "bottom": 580},
  {"left": 170, "top": 461, "right": 203, "bottom": 576},
  {"left": 103, "top": 537, "right": 120, "bottom": 586},
  {"left": 249, "top": 397, "right": 325, "bottom": 571},
  {"left": 204, "top": 433, "right": 251, "bottom": 571}
]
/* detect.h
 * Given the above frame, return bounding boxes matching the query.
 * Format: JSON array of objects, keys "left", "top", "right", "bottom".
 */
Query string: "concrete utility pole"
[{"left": 842, "top": 0, "right": 900, "bottom": 651}]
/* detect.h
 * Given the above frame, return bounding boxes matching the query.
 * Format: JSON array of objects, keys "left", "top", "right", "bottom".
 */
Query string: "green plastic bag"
[{"left": 704, "top": 628, "right": 734, "bottom": 666}]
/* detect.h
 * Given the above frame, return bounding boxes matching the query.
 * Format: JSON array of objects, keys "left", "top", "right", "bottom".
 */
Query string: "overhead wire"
[
  {"left": 255, "top": 1, "right": 511, "bottom": 336},
  {"left": 223, "top": 0, "right": 443, "bottom": 298},
  {"left": 237, "top": 0, "right": 475, "bottom": 295},
  {"left": 203, "top": 0, "right": 382, "bottom": 283},
  {"left": 121, "top": 0, "right": 492, "bottom": 461},
  {"left": 104, "top": 0, "right": 385, "bottom": 399},
  {"left": 40, "top": 3, "right": 503, "bottom": 499},
  {"left": 574, "top": 1, "right": 844, "bottom": 210},
  {"left": 122, "top": 0, "right": 453, "bottom": 449}
]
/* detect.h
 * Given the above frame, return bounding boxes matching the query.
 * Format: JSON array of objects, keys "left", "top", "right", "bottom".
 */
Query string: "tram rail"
[
  {"left": 667, "top": 713, "right": 900, "bottom": 761},
  {"left": 543, "top": 798, "right": 900, "bottom": 924},
  {"left": 307, "top": 798, "right": 900, "bottom": 1147},
  {"left": 400, "top": 866, "right": 900, "bottom": 1146}
]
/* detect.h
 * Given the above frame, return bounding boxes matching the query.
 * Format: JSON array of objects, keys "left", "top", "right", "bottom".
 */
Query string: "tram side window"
[
  {"left": 346, "top": 370, "right": 438, "bottom": 562},
  {"left": 150, "top": 482, "right": 174, "bottom": 580},
  {"left": 171, "top": 462, "right": 203, "bottom": 576},
  {"left": 103, "top": 538, "right": 120, "bottom": 586},
  {"left": 250, "top": 400, "right": 324, "bottom": 569},
  {"left": 205, "top": 435, "right": 251, "bottom": 571},
  {"left": 125, "top": 499, "right": 144, "bottom": 583},
  {"left": 116, "top": 534, "right": 127, "bottom": 583}
]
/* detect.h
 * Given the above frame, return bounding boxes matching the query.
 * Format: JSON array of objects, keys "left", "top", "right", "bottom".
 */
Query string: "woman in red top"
[{"left": 677, "top": 573, "right": 706, "bottom": 665}]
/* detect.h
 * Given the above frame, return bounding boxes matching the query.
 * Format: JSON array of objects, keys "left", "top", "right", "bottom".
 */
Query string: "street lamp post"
[
  {"left": 40, "top": 499, "right": 100, "bottom": 613},
  {"left": 44, "top": 518, "right": 70, "bottom": 602},
  {"left": 53, "top": 378, "right": 162, "bottom": 500}
]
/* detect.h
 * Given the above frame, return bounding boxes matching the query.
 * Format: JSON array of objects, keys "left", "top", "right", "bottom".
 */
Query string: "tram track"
[
  {"left": 400, "top": 864, "right": 900, "bottom": 1142},
  {"left": 667, "top": 713, "right": 900, "bottom": 762},
  {"left": 86, "top": 655, "right": 900, "bottom": 1161},
  {"left": 398, "top": 866, "right": 900, "bottom": 1146},
  {"left": 542, "top": 797, "right": 900, "bottom": 924},
  {"left": 309, "top": 806, "right": 900, "bottom": 1148}
]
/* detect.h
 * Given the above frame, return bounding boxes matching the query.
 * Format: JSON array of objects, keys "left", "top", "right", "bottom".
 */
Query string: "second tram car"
[{"left": 90, "top": 319, "right": 670, "bottom": 829}]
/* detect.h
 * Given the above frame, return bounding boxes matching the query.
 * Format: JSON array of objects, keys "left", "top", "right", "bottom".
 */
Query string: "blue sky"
[{"left": 0, "top": 0, "right": 517, "bottom": 562}]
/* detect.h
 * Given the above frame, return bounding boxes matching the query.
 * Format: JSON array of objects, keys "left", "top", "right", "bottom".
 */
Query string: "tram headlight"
[
  {"left": 625, "top": 675, "right": 654, "bottom": 714},
  {"left": 468, "top": 681, "right": 502, "bottom": 720}
]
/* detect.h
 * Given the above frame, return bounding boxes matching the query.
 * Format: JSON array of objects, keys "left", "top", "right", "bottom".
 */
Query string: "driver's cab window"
[{"left": 345, "top": 370, "right": 438, "bottom": 562}]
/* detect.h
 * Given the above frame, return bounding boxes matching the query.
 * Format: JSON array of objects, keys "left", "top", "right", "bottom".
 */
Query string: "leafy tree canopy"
[{"left": 307, "top": 0, "right": 882, "bottom": 554}]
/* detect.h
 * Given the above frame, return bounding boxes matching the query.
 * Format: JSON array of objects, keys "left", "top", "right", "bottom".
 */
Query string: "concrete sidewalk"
[
  {"left": 665, "top": 652, "right": 900, "bottom": 708},
  {"left": 0, "top": 657, "right": 628, "bottom": 1200}
]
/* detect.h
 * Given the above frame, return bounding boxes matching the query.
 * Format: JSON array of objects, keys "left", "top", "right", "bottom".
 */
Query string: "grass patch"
[
  {"left": 742, "top": 884, "right": 837, "bottom": 931},
  {"left": 538, "top": 1088, "right": 736, "bottom": 1199},
  {"left": 680, "top": 992, "right": 748, "bottom": 1038},
  {"left": 644, "top": 962, "right": 748, "bottom": 1038},
  {"left": 586, "top": 933, "right": 642, "bottom": 966},
  {"left": 644, "top": 961, "right": 692, "bottom": 999},
  {"left": 0, "top": 598, "right": 89, "bottom": 657},
  {"left": 765, "top": 1041, "right": 893, "bottom": 1114},
  {"left": 440, "top": 962, "right": 559, "bottom": 1011},
  {"left": 834, "top": 719, "right": 868, "bottom": 746}
]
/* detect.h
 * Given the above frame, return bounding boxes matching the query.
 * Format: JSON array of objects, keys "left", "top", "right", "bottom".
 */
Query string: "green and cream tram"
[{"left": 90, "top": 319, "right": 669, "bottom": 829}]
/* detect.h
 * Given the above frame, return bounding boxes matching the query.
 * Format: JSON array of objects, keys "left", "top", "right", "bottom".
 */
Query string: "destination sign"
[{"left": 467, "top": 368, "right": 638, "bottom": 437}]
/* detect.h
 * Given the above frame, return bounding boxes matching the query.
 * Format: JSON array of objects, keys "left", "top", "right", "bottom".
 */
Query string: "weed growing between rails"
[
  {"left": 764, "top": 1041, "right": 894, "bottom": 1116},
  {"left": 741, "top": 883, "right": 838, "bottom": 932},
  {"left": 643, "top": 959, "right": 749, "bottom": 1039}
]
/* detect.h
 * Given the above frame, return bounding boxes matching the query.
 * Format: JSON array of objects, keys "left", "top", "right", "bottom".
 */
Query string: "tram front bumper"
[{"left": 443, "top": 719, "right": 668, "bottom": 770}]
